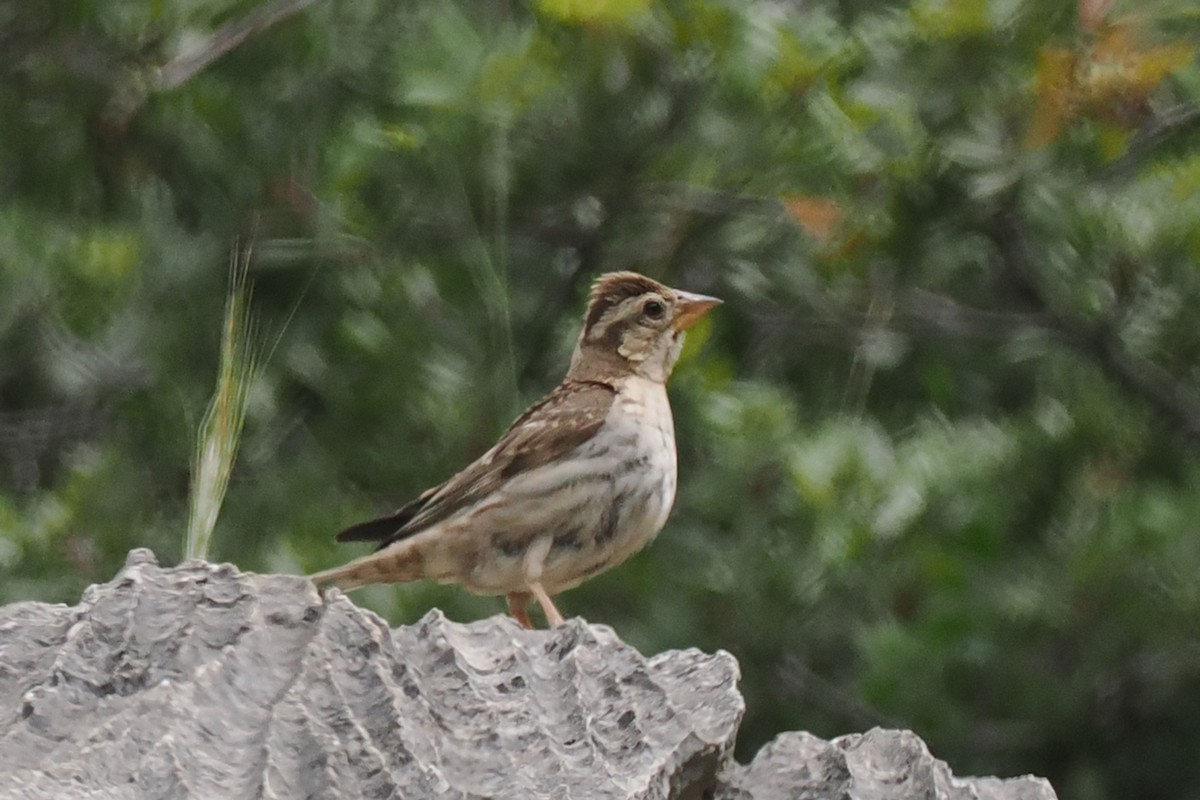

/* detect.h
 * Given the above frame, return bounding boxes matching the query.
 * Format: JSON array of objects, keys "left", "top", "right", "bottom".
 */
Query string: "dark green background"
[{"left": 3, "top": 1, "right": 1200, "bottom": 798}]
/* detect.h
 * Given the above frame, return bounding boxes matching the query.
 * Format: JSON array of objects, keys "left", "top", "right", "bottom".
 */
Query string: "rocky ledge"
[{"left": 0, "top": 550, "right": 1057, "bottom": 799}]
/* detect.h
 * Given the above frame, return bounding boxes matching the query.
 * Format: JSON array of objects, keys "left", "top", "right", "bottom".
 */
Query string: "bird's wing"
[{"left": 335, "top": 379, "right": 618, "bottom": 550}]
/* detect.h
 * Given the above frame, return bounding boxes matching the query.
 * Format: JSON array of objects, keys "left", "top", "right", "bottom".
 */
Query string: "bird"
[{"left": 309, "top": 271, "right": 721, "bottom": 628}]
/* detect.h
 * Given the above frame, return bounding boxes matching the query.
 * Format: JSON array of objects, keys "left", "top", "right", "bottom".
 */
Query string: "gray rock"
[
  {"left": 0, "top": 550, "right": 1056, "bottom": 800},
  {"left": 718, "top": 729, "right": 1057, "bottom": 800}
]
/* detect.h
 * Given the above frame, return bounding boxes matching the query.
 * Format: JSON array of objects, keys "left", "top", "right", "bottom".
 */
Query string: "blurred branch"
[
  {"left": 892, "top": 286, "right": 1200, "bottom": 436},
  {"left": 780, "top": 654, "right": 900, "bottom": 731},
  {"left": 641, "top": 182, "right": 785, "bottom": 217},
  {"left": 1102, "top": 104, "right": 1200, "bottom": 183},
  {"left": 986, "top": 210, "right": 1200, "bottom": 439},
  {"left": 37, "top": 313, "right": 151, "bottom": 396},
  {"left": 678, "top": 181, "right": 1200, "bottom": 438},
  {"left": 0, "top": 304, "right": 149, "bottom": 491},
  {"left": 764, "top": 204, "right": 1200, "bottom": 439},
  {"left": 105, "top": 0, "right": 322, "bottom": 126},
  {"left": 895, "top": 289, "right": 1078, "bottom": 343},
  {"left": 1095, "top": 338, "right": 1200, "bottom": 439},
  {"left": 156, "top": 0, "right": 321, "bottom": 91},
  {"left": 0, "top": 405, "right": 107, "bottom": 492}
]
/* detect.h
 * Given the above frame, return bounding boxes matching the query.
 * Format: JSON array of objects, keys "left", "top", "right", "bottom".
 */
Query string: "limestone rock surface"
[
  {"left": 719, "top": 729, "right": 1057, "bottom": 800},
  {"left": 0, "top": 550, "right": 1057, "bottom": 800}
]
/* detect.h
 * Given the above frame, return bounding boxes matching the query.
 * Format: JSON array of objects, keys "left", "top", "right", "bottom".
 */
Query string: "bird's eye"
[{"left": 642, "top": 299, "right": 665, "bottom": 320}]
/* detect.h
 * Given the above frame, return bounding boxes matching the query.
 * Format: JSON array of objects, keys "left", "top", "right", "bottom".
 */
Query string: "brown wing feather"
[{"left": 334, "top": 380, "right": 617, "bottom": 551}]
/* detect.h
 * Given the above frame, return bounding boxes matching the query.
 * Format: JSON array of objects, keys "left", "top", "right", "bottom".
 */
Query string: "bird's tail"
[{"left": 309, "top": 545, "right": 427, "bottom": 592}]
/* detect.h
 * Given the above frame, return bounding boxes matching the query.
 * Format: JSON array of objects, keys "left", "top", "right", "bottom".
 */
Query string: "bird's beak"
[{"left": 671, "top": 290, "right": 723, "bottom": 332}]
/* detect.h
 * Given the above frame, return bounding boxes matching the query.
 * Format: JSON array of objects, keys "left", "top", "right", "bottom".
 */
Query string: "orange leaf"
[
  {"left": 1091, "top": 21, "right": 1137, "bottom": 62},
  {"left": 1025, "top": 46, "right": 1078, "bottom": 148},
  {"left": 1082, "top": 23, "right": 1194, "bottom": 123},
  {"left": 781, "top": 195, "right": 844, "bottom": 244}
]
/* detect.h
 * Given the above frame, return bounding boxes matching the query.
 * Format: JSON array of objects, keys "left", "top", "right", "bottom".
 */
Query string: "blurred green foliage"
[{"left": 3, "top": 0, "right": 1200, "bottom": 797}]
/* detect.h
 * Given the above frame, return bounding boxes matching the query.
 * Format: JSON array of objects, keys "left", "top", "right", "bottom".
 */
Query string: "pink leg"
[
  {"left": 529, "top": 583, "right": 565, "bottom": 628},
  {"left": 507, "top": 591, "right": 534, "bottom": 629}
]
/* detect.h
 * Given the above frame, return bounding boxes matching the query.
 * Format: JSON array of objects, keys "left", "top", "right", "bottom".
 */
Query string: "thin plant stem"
[{"left": 185, "top": 245, "right": 261, "bottom": 560}]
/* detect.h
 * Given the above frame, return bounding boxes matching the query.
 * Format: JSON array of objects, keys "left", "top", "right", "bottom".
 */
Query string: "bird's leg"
[
  {"left": 507, "top": 591, "right": 534, "bottom": 629},
  {"left": 529, "top": 582, "right": 565, "bottom": 628}
]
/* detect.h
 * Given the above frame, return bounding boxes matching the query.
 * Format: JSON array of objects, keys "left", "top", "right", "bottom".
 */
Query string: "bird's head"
[{"left": 568, "top": 271, "right": 721, "bottom": 383}]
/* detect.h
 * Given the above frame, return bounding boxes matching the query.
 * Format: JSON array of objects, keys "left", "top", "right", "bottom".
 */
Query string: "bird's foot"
[
  {"left": 507, "top": 591, "right": 534, "bottom": 629},
  {"left": 530, "top": 583, "right": 565, "bottom": 628}
]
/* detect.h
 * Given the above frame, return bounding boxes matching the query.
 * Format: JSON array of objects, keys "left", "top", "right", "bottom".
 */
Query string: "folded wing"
[{"left": 334, "top": 380, "right": 618, "bottom": 551}]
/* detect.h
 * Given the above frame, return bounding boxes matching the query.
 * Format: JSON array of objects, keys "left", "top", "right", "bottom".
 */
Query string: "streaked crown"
[{"left": 568, "top": 271, "right": 720, "bottom": 383}]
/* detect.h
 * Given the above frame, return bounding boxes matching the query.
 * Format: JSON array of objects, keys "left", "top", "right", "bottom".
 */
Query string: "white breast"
[
  {"left": 614, "top": 375, "right": 677, "bottom": 534},
  {"left": 534, "top": 375, "right": 677, "bottom": 592}
]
